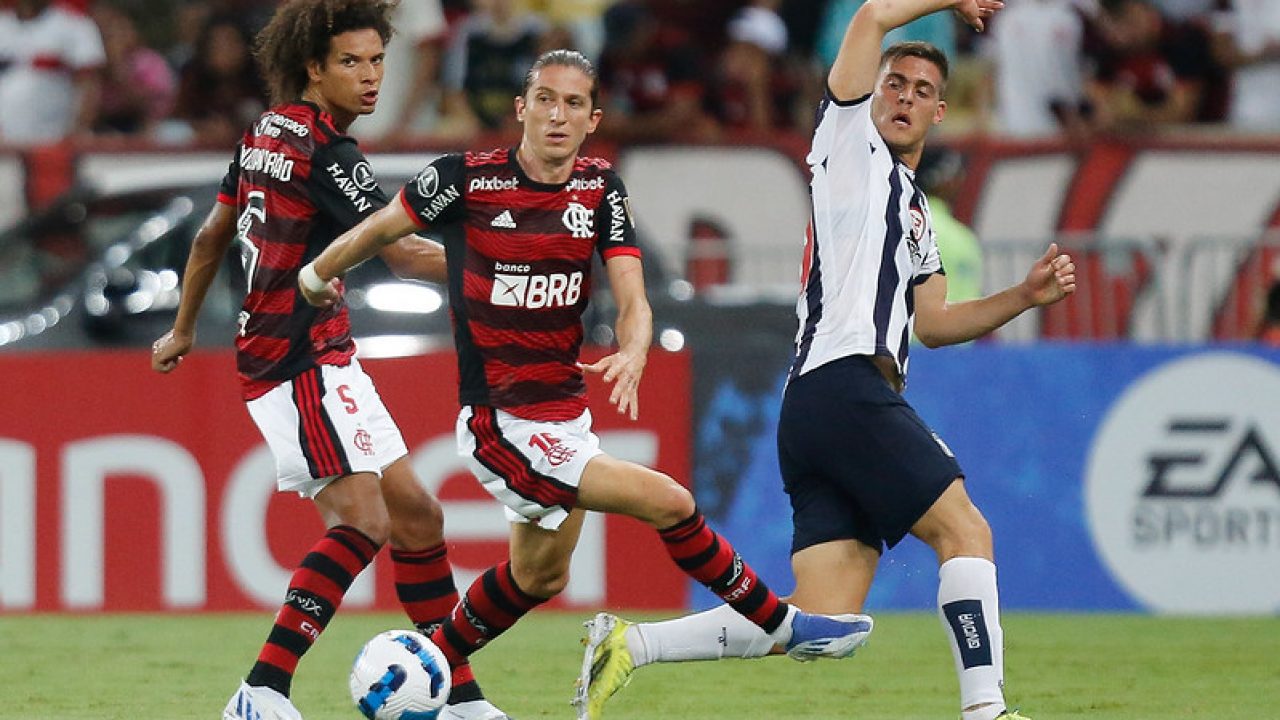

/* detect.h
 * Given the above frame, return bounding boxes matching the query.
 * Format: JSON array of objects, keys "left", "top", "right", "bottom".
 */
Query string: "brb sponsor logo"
[
  {"left": 490, "top": 262, "right": 584, "bottom": 309},
  {"left": 1084, "top": 352, "right": 1280, "bottom": 613}
]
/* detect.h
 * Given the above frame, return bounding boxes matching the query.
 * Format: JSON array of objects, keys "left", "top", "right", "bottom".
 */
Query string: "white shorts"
[
  {"left": 456, "top": 405, "right": 604, "bottom": 530},
  {"left": 246, "top": 358, "right": 409, "bottom": 498}
]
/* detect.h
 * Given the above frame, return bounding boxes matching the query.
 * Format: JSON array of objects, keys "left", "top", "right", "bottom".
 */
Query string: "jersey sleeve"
[
  {"left": 596, "top": 170, "right": 641, "bottom": 261},
  {"left": 921, "top": 226, "right": 945, "bottom": 277},
  {"left": 918, "top": 195, "right": 945, "bottom": 278},
  {"left": 216, "top": 145, "right": 240, "bottom": 206},
  {"left": 308, "top": 138, "right": 390, "bottom": 228},
  {"left": 399, "top": 154, "right": 466, "bottom": 229},
  {"left": 814, "top": 88, "right": 878, "bottom": 176}
]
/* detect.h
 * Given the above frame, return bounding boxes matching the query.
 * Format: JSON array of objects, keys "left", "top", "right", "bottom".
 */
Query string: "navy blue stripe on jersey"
[
  {"left": 789, "top": 214, "right": 824, "bottom": 383},
  {"left": 899, "top": 289, "right": 914, "bottom": 368},
  {"left": 874, "top": 168, "right": 906, "bottom": 353}
]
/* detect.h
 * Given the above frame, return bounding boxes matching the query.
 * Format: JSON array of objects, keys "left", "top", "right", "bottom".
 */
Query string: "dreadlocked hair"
[{"left": 254, "top": 0, "right": 397, "bottom": 105}]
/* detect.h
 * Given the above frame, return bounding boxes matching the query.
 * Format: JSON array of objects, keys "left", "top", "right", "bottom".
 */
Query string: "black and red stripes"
[
  {"left": 248, "top": 525, "right": 380, "bottom": 696},
  {"left": 391, "top": 543, "right": 460, "bottom": 629},
  {"left": 466, "top": 406, "right": 578, "bottom": 511},
  {"left": 291, "top": 367, "right": 350, "bottom": 479},
  {"left": 391, "top": 543, "right": 488, "bottom": 703},
  {"left": 659, "top": 512, "right": 789, "bottom": 634},
  {"left": 431, "top": 561, "right": 545, "bottom": 668}
]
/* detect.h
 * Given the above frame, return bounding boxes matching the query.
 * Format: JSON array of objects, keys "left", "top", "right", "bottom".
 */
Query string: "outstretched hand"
[
  {"left": 580, "top": 350, "right": 647, "bottom": 420},
  {"left": 1022, "top": 243, "right": 1077, "bottom": 307},
  {"left": 953, "top": 0, "right": 1004, "bottom": 32}
]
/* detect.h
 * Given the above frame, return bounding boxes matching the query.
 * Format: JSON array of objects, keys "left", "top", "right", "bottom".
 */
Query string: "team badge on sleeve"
[{"left": 415, "top": 166, "right": 439, "bottom": 197}]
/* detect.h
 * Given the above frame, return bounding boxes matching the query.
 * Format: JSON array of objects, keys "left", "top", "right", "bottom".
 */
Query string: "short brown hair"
[
  {"left": 880, "top": 41, "right": 949, "bottom": 97},
  {"left": 254, "top": 0, "right": 397, "bottom": 105},
  {"left": 522, "top": 49, "right": 600, "bottom": 109}
]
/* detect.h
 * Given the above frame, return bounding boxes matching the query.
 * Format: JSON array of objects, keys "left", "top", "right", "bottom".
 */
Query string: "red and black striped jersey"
[
  {"left": 217, "top": 101, "right": 389, "bottom": 400},
  {"left": 400, "top": 148, "right": 641, "bottom": 421}
]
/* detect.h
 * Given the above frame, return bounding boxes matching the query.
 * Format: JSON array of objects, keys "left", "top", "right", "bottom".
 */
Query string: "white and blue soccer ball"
[{"left": 349, "top": 630, "right": 451, "bottom": 720}]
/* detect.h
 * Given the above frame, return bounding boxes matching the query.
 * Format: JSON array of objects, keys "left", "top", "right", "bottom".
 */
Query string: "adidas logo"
[{"left": 490, "top": 210, "right": 516, "bottom": 228}]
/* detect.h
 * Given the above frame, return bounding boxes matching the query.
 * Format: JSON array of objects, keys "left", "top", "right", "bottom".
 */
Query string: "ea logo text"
[{"left": 1085, "top": 352, "right": 1280, "bottom": 613}]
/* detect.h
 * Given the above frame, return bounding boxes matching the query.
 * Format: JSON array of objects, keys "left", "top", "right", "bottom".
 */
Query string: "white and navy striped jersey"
[{"left": 788, "top": 91, "right": 945, "bottom": 384}]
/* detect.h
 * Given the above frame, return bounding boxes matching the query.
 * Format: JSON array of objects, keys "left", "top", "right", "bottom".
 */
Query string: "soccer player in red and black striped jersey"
[
  {"left": 298, "top": 48, "right": 874, "bottom": 718},
  {"left": 150, "top": 2, "right": 507, "bottom": 719}
]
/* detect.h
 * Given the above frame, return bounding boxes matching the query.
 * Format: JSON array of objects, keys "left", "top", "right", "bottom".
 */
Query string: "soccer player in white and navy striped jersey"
[{"left": 577, "top": 2, "right": 1077, "bottom": 720}]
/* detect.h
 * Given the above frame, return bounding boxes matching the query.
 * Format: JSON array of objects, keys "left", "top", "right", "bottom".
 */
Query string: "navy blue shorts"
[{"left": 778, "top": 355, "right": 962, "bottom": 554}]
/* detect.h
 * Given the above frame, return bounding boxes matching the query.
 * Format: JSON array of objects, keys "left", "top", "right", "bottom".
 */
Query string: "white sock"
[
  {"left": 627, "top": 604, "right": 781, "bottom": 666},
  {"left": 937, "top": 557, "right": 1006, "bottom": 718}
]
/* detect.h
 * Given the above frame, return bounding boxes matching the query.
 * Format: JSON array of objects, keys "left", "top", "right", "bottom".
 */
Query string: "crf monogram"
[
  {"left": 353, "top": 429, "right": 374, "bottom": 456},
  {"left": 529, "top": 432, "right": 577, "bottom": 466},
  {"left": 562, "top": 202, "right": 594, "bottom": 238}
]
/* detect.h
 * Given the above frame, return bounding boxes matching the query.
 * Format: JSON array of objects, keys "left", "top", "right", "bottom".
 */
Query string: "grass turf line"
[{"left": 0, "top": 612, "right": 1275, "bottom": 719}]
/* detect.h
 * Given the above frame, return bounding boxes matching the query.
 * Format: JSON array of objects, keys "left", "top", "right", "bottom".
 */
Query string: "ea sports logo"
[{"left": 1084, "top": 353, "right": 1280, "bottom": 613}]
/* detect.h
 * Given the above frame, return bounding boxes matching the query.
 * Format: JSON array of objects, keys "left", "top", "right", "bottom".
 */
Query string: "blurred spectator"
[
  {"left": 1257, "top": 277, "right": 1280, "bottom": 346},
  {"left": 647, "top": 0, "right": 739, "bottom": 49},
  {"left": 92, "top": 2, "right": 176, "bottom": 137},
  {"left": 816, "top": 0, "right": 957, "bottom": 69},
  {"left": 0, "top": 0, "right": 104, "bottom": 147},
  {"left": 1085, "top": 0, "right": 1224, "bottom": 129},
  {"left": 1211, "top": 0, "right": 1280, "bottom": 131},
  {"left": 982, "top": 0, "right": 1094, "bottom": 137},
  {"left": 439, "top": 0, "right": 548, "bottom": 136},
  {"left": 916, "top": 146, "right": 983, "bottom": 303},
  {"left": 165, "top": 1, "right": 212, "bottom": 70},
  {"left": 1151, "top": 0, "right": 1218, "bottom": 21},
  {"left": 165, "top": 14, "right": 266, "bottom": 146},
  {"left": 596, "top": 0, "right": 718, "bottom": 142},
  {"left": 523, "top": 0, "right": 612, "bottom": 61},
  {"left": 710, "top": 0, "right": 791, "bottom": 131},
  {"left": 352, "top": 0, "right": 448, "bottom": 146}
]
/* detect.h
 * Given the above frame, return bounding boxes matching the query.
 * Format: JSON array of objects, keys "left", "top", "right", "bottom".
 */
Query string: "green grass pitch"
[{"left": 0, "top": 611, "right": 1276, "bottom": 719}]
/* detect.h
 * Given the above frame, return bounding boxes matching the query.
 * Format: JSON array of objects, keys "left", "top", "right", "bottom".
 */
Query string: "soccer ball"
[{"left": 349, "top": 630, "right": 452, "bottom": 720}]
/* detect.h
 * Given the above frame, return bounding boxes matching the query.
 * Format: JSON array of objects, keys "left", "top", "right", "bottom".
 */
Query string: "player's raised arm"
[
  {"left": 828, "top": 0, "right": 1003, "bottom": 101},
  {"left": 299, "top": 190, "right": 422, "bottom": 306},
  {"left": 151, "top": 200, "right": 237, "bottom": 373}
]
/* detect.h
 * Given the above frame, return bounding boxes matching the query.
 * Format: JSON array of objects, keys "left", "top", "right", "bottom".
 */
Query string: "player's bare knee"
[
  {"left": 387, "top": 493, "right": 445, "bottom": 549},
  {"left": 929, "top": 514, "right": 993, "bottom": 562},
  {"left": 347, "top": 513, "right": 391, "bottom": 547},
  {"left": 646, "top": 478, "right": 695, "bottom": 528},
  {"left": 512, "top": 560, "right": 571, "bottom": 599}
]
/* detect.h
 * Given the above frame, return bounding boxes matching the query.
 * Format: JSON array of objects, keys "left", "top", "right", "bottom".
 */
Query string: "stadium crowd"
[{"left": 1, "top": 0, "right": 1278, "bottom": 150}]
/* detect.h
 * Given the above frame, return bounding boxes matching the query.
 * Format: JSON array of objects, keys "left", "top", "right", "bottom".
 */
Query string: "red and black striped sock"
[
  {"left": 246, "top": 525, "right": 380, "bottom": 697},
  {"left": 658, "top": 511, "right": 789, "bottom": 634},
  {"left": 430, "top": 561, "right": 545, "bottom": 670},
  {"left": 390, "top": 544, "right": 483, "bottom": 704}
]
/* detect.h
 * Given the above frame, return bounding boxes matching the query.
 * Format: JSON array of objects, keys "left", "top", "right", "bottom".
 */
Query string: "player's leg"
[
  {"left": 797, "top": 360, "right": 1005, "bottom": 719},
  {"left": 227, "top": 365, "right": 401, "bottom": 720},
  {"left": 576, "top": 453, "right": 803, "bottom": 636},
  {"left": 592, "top": 538, "right": 879, "bottom": 673},
  {"left": 787, "top": 539, "right": 879, "bottom": 613},
  {"left": 379, "top": 458, "right": 508, "bottom": 719},
  {"left": 911, "top": 479, "right": 1012, "bottom": 720},
  {"left": 429, "top": 511, "right": 585, "bottom": 669}
]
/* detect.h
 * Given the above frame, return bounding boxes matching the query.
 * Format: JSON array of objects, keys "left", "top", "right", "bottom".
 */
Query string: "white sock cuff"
[{"left": 939, "top": 556, "right": 996, "bottom": 587}]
